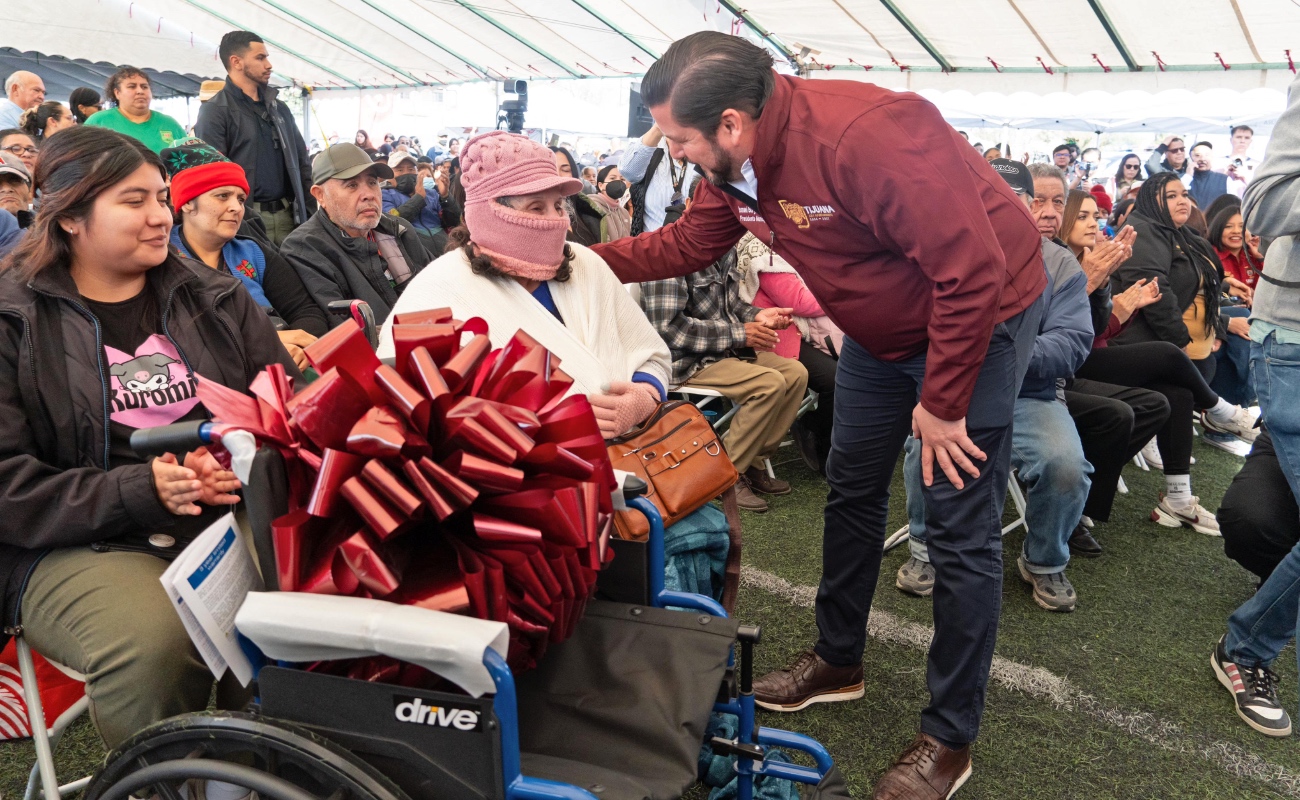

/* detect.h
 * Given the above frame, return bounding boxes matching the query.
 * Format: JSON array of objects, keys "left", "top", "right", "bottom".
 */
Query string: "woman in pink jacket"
[{"left": 737, "top": 233, "right": 842, "bottom": 473}]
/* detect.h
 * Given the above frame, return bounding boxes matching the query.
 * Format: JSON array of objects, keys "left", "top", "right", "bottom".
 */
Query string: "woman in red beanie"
[{"left": 162, "top": 138, "right": 326, "bottom": 369}]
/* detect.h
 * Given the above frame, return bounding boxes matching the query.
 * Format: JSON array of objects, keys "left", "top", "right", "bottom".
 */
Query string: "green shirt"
[{"left": 84, "top": 108, "right": 187, "bottom": 153}]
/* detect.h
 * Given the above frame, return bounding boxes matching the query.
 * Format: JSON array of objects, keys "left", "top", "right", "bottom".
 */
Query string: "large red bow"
[{"left": 198, "top": 311, "right": 615, "bottom": 673}]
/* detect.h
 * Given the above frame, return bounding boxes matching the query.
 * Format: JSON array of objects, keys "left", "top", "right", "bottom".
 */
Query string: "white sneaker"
[
  {"left": 1140, "top": 438, "right": 1164, "bottom": 470},
  {"left": 1152, "top": 494, "right": 1220, "bottom": 536},
  {"left": 1202, "top": 407, "right": 1260, "bottom": 443}
]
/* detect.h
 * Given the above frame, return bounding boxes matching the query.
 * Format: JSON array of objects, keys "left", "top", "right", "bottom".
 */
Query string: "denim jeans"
[
  {"left": 905, "top": 398, "right": 1092, "bottom": 573},
  {"left": 1213, "top": 306, "right": 1256, "bottom": 407},
  {"left": 1252, "top": 329, "right": 1300, "bottom": 504},
  {"left": 1221, "top": 330, "right": 1300, "bottom": 676},
  {"left": 815, "top": 290, "right": 1044, "bottom": 746}
]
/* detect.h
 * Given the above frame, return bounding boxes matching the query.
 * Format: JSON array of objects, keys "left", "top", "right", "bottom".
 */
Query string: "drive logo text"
[{"left": 393, "top": 696, "right": 483, "bottom": 731}]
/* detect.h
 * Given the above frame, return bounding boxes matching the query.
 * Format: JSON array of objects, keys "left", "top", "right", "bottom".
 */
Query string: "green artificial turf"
[{"left": 1, "top": 436, "right": 1287, "bottom": 799}]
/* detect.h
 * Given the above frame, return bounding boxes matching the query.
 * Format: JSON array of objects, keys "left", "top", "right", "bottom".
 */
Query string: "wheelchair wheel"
[{"left": 84, "top": 711, "right": 409, "bottom": 800}]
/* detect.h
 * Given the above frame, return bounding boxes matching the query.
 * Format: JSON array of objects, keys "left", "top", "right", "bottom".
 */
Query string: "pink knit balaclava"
[{"left": 460, "top": 131, "right": 583, "bottom": 281}]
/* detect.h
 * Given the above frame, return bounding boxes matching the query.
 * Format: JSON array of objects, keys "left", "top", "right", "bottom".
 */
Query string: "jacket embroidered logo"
[{"left": 778, "top": 200, "right": 836, "bottom": 230}]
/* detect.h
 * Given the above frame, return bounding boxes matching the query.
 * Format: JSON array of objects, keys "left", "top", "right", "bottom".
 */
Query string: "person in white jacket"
[{"left": 378, "top": 131, "right": 671, "bottom": 440}]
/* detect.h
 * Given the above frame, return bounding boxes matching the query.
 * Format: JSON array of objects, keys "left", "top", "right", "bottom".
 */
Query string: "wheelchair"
[{"left": 75, "top": 420, "right": 850, "bottom": 800}]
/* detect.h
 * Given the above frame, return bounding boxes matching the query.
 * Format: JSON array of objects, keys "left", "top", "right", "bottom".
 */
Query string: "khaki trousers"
[
  {"left": 21, "top": 547, "right": 247, "bottom": 749},
  {"left": 258, "top": 204, "right": 297, "bottom": 247},
  {"left": 683, "top": 352, "right": 808, "bottom": 472}
]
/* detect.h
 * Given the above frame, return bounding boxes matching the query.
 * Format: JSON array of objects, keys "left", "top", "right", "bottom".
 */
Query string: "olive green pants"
[
  {"left": 21, "top": 547, "right": 248, "bottom": 749},
  {"left": 257, "top": 204, "right": 297, "bottom": 247}
]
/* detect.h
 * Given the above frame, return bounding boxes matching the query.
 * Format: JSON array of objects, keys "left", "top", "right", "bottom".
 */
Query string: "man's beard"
[
  {"left": 702, "top": 140, "right": 738, "bottom": 188},
  {"left": 243, "top": 66, "right": 270, "bottom": 86}
]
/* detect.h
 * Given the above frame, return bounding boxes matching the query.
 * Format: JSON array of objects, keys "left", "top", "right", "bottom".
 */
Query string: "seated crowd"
[{"left": 0, "top": 27, "right": 1293, "bottom": 773}]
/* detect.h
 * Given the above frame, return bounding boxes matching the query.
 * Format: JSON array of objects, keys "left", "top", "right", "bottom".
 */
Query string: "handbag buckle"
[
  {"left": 705, "top": 441, "right": 721, "bottom": 456},
  {"left": 664, "top": 451, "right": 682, "bottom": 469}
]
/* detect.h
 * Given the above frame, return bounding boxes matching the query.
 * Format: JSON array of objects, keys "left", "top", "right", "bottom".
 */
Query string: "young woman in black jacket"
[{"left": 0, "top": 127, "right": 299, "bottom": 750}]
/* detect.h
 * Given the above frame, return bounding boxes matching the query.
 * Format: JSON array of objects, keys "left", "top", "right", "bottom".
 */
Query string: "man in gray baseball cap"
[
  {"left": 0, "top": 152, "right": 33, "bottom": 257},
  {"left": 281, "top": 143, "right": 430, "bottom": 327}
]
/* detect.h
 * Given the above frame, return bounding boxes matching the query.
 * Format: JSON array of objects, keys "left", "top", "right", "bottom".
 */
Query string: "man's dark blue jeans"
[{"left": 814, "top": 292, "right": 1044, "bottom": 747}]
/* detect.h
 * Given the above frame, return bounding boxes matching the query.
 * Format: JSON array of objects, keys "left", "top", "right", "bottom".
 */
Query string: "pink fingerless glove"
[{"left": 590, "top": 380, "right": 661, "bottom": 439}]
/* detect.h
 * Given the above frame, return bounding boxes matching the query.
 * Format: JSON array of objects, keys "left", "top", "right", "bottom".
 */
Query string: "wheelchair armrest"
[
  {"left": 621, "top": 474, "right": 648, "bottom": 500},
  {"left": 326, "top": 300, "right": 379, "bottom": 349}
]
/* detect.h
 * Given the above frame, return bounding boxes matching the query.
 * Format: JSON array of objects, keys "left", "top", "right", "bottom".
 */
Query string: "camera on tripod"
[{"left": 498, "top": 79, "right": 528, "bottom": 134}]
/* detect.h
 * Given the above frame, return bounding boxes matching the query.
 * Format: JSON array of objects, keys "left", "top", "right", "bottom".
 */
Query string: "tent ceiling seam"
[
  {"left": 449, "top": 0, "right": 581, "bottom": 78},
  {"left": 613, "top": 0, "right": 673, "bottom": 49},
  {"left": 565, "top": 0, "right": 659, "bottom": 61},
  {"left": 1004, "top": 0, "right": 1062, "bottom": 66},
  {"left": 358, "top": 0, "right": 488, "bottom": 79},
  {"left": 255, "top": 0, "right": 432, "bottom": 86},
  {"left": 405, "top": 0, "right": 537, "bottom": 79},
  {"left": 715, "top": 0, "right": 799, "bottom": 67},
  {"left": 874, "top": 0, "right": 953, "bottom": 72},
  {"left": 174, "top": 0, "right": 361, "bottom": 87},
  {"left": 1084, "top": 0, "right": 1139, "bottom": 71},
  {"left": 1227, "top": 0, "right": 1263, "bottom": 63},
  {"left": 829, "top": 0, "right": 897, "bottom": 64},
  {"left": 496, "top": 0, "right": 608, "bottom": 74}
]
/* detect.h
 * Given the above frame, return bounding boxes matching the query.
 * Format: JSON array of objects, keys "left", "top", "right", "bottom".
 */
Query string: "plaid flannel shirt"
[{"left": 639, "top": 250, "right": 760, "bottom": 385}]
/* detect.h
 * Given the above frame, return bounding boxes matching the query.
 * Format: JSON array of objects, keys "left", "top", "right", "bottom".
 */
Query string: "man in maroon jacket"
[{"left": 591, "top": 33, "right": 1046, "bottom": 798}]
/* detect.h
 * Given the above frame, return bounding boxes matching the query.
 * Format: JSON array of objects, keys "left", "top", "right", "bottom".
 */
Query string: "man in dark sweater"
[{"left": 1188, "top": 141, "right": 1229, "bottom": 210}]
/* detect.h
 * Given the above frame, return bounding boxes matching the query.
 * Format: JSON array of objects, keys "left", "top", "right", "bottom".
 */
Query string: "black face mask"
[
  {"left": 395, "top": 174, "right": 418, "bottom": 195},
  {"left": 604, "top": 180, "right": 627, "bottom": 200}
]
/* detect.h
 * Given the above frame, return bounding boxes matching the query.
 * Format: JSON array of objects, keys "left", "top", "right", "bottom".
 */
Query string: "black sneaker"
[{"left": 1212, "top": 635, "right": 1292, "bottom": 737}]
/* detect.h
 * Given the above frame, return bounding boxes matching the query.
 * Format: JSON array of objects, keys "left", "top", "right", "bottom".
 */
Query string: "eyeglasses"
[
  {"left": 1124, "top": 163, "right": 1140, "bottom": 170},
  {"left": 1167, "top": 147, "right": 1185, "bottom": 154},
  {"left": 2, "top": 144, "right": 37, "bottom": 158}
]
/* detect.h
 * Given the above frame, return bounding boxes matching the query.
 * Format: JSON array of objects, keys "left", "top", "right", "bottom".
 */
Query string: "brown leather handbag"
[{"left": 606, "top": 401, "right": 739, "bottom": 541}]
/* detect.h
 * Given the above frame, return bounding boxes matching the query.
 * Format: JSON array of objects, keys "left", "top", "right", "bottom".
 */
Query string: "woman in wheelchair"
[
  {"left": 0, "top": 126, "right": 300, "bottom": 750},
  {"left": 378, "top": 131, "right": 671, "bottom": 440},
  {"left": 162, "top": 138, "right": 328, "bottom": 372}
]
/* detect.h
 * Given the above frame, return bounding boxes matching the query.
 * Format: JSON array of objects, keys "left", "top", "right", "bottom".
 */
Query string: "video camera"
[{"left": 498, "top": 78, "right": 528, "bottom": 134}]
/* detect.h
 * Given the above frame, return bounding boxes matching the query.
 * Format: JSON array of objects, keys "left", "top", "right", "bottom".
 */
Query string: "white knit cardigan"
[{"left": 377, "top": 243, "right": 671, "bottom": 398}]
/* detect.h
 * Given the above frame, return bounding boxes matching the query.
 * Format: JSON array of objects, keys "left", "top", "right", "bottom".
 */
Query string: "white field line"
[{"left": 741, "top": 566, "right": 1300, "bottom": 798}]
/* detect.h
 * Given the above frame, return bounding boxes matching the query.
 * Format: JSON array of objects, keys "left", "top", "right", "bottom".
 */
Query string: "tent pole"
[{"left": 302, "top": 88, "right": 312, "bottom": 146}]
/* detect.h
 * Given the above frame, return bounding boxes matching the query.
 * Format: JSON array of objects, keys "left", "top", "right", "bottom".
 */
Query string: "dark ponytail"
[{"left": 19, "top": 102, "right": 69, "bottom": 140}]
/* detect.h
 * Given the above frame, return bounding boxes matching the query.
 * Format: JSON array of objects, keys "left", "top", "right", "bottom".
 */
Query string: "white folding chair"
[{"left": 11, "top": 634, "right": 90, "bottom": 800}]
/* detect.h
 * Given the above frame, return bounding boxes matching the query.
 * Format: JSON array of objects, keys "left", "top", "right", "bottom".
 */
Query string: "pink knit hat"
[{"left": 460, "top": 131, "right": 582, "bottom": 203}]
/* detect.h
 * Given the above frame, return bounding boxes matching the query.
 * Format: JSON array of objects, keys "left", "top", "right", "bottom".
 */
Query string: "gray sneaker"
[
  {"left": 895, "top": 556, "right": 935, "bottom": 597},
  {"left": 1017, "top": 556, "right": 1077, "bottom": 612}
]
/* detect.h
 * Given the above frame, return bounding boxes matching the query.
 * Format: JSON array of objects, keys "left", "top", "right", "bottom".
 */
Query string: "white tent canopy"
[
  {"left": 912, "top": 87, "right": 1288, "bottom": 134},
  {"left": 8, "top": 0, "right": 1300, "bottom": 91}
]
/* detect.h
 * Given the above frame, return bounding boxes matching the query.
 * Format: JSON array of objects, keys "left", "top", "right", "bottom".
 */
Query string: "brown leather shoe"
[
  {"left": 753, "top": 649, "right": 864, "bottom": 712},
  {"left": 744, "top": 466, "right": 791, "bottom": 495},
  {"left": 734, "top": 479, "right": 769, "bottom": 513},
  {"left": 872, "top": 734, "right": 972, "bottom": 800}
]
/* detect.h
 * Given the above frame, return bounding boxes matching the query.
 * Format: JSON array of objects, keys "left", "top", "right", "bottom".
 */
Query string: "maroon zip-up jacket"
[{"left": 592, "top": 73, "right": 1046, "bottom": 420}]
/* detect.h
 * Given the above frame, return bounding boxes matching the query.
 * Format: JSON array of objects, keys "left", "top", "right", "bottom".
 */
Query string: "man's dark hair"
[
  {"left": 1230, "top": 124, "right": 1254, "bottom": 137},
  {"left": 1192, "top": 140, "right": 1213, "bottom": 151},
  {"left": 1052, "top": 144, "right": 1071, "bottom": 155},
  {"left": 640, "top": 31, "right": 774, "bottom": 136},
  {"left": 104, "top": 66, "right": 149, "bottom": 107},
  {"left": 219, "top": 31, "right": 265, "bottom": 74}
]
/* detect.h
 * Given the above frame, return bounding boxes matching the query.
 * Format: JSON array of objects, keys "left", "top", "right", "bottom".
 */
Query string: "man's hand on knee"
[{"left": 913, "top": 405, "right": 986, "bottom": 490}]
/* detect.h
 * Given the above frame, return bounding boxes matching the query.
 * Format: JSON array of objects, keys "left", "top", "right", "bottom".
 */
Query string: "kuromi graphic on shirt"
[{"left": 104, "top": 335, "right": 200, "bottom": 429}]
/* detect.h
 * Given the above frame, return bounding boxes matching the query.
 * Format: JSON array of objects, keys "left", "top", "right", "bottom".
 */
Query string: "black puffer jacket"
[{"left": 0, "top": 256, "right": 300, "bottom": 630}]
